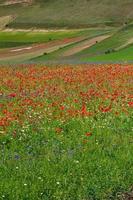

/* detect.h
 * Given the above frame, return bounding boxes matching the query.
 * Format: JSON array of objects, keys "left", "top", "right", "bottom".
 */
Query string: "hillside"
[
  {"left": 0, "top": 0, "right": 133, "bottom": 64},
  {"left": 0, "top": 0, "right": 133, "bottom": 29},
  {"left": 29, "top": 24, "right": 133, "bottom": 63}
]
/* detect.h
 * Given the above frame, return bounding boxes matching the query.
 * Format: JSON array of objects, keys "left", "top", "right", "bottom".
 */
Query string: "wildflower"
[
  {"left": 128, "top": 101, "right": 133, "bottom": 108},
  {"left": 83, "top": 139, "right": 88, "bottom": 144},
  {"left": 8, "top": 93, "right": 17, "bottom": 98},
  {"left": 74, "top": 160, "right": 79, "bottom": 164},
  {"left": 13, "top": 131, "right": 17, "bottom": 138},
  {"left": 14, "top": 154, "right": 20, "bottom": 160},
  {"left": 85, "top": 132, "right": 92, "bottom": 137},
  {"left": 74, "top": 99, "right": 78, "bottom": 103},
  {"left": 0, "top": 103, "right": 3, "bottom": 108},
  {"left": 81, "top": 103, "right": 87, "bottom": 115},
  {"left": 81, "top": 103, "right": 92, "bottom": 116},
  {"left": 99, "top": 105, "right": 112, "bottom": 113},
  {"left": 60, "top": 105, "right": 65, "bottom": 111},
  {"left": 96, "top": 140, "right": 99, "bottom": 145},
  {"left": 115, "top": 111, "right": 119, "bottom": 116},
  {"left": 55, "top": 127, "right": 62, "bottom": 134}
]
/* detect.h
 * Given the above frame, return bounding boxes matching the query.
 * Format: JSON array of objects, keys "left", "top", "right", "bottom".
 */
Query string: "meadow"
[{"left": 0, "top": 64, "right": 133, "bottom": 200}]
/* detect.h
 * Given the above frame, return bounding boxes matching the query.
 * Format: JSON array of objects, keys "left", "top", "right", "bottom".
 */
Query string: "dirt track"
[
  {"left": 62, "top": 35, "right": 111, "bottom": 57},
  {"left": 116, "top": 38, "right": 133, "bottom": 50},
  {"left": 0, "top": 36, "right": 84, "bottom": 61},
  {"left": 0, "top": 34, "right": 111, "bottom": 62}
]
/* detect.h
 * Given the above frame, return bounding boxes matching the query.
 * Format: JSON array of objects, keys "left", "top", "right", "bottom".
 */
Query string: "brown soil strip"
[
  {"left": 0, "top": 36, "right": 85, "bottom": 60},
  {"left": 116, "top": 38, "right": 133, "bottom": 51},
  {"left": 62, "top": 35, "right": 111, "bottom": 57}
]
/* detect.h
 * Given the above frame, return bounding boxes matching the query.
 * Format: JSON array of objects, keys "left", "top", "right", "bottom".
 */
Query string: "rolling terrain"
[
  {"left": 0, "top": 0, "right": 133, "bottom": 29},
  {"left": 0, "top": 28, "right": 113, "bottom": 63},
  {"left": 0, "top": 0, "right": 133, "bottom": 63},
  {"left": 30, "top": 24, "right": 133, "bottom": 63}
]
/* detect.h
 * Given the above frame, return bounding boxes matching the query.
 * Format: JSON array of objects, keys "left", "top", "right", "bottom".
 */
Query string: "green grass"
[
  {"left": 1, "top": 116, "right": 133, "bottom": 200},
  {"left": 83, "top": 45, "right": 133, "bottom": 62}
]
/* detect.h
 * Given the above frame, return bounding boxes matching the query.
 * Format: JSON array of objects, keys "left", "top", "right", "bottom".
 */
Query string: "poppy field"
[{"left": 0, "top": 64, "right": 133, "bottom": 200}]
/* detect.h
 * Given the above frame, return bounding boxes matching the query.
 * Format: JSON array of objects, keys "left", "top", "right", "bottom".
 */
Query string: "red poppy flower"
[
  {"left": 55, "top": 127, "right": 63, "bottom": 134},
  {"left": 60, "top": 105, "right": 65, "bottom": 111},
  {"left": 99, "top": 105, "right": 112, "bottom": 113},
  {"left": 85, "top": 132, "right": 92, "bottom": 137},
  {"left": 128, "top": 102, "right": 133, "bottom": 108},
  {"left": 8, "top": 93, "right": 17, "bottom": 98}
]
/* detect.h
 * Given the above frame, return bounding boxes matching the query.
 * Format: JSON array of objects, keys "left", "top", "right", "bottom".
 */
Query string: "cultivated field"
[
  {"left": 0, "top": 64, "right": 133, "bottom": 200},
  {"left": 0, "top": 24, "right": 133, "bottom": 63},
  {"left": 0, "top": 28, "right": 113, "bottom": 63}
]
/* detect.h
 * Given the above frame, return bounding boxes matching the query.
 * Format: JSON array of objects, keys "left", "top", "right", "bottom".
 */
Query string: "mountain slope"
[{"left": 0, "top": 0, "right": 133, "bottom": 29}]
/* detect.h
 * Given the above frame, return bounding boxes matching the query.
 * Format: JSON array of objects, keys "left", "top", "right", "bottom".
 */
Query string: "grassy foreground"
[{"left": 0, "top": 64, "right": 133, "bottom": 200}]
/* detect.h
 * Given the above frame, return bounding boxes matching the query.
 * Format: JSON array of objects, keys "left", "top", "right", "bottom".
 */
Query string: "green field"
[
  {"left": 0, "top": 28, "right": 115, "bottom": 64},
  {"left": 28, "top": 24, "right": 133, "bottom": 63},
  {"left": 0, "top": 24, "right": 133, "bottom": 63},
  {"left": 83, "top": 45, "right": 133, "bottom": 62},
  {"left": 0, "top": 30, "right": 88, "bottom": 49}
]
